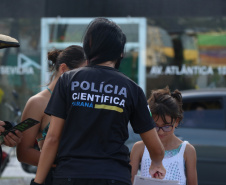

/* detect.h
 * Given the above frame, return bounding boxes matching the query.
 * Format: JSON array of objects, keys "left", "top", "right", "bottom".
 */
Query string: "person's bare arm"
[
  {"left": 130, "top": 141, "right": 144, "bottom": 184},
  {"left": 140, "top": 128, "right": 166, "bottom": 179},
  {"left": 17, "top": 96, "right": 43, "bottom": 166},
  {"left": 34, "top": 116, "right": 65, "bottom": 184},
  {"left": 185, "top": 143, "right": 198, "bottom": 185}
]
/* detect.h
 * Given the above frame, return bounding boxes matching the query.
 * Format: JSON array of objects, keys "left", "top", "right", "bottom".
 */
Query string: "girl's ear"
[
  {"left": 83, "top": 60, "right": 88, "bottom": 67},
  {"left": 174, "top": 118, "right": 180, "bottom": 128},
  {"left": 59, "top": 63, "right": 69, "bottom": 74}
]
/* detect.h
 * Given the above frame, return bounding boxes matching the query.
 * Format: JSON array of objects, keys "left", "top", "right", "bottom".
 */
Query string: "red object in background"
[
  {"left": 0, "top": 150, "right": 9, "bottom": 174},
  {"left": 1, "top": 151, "right": 8, "bottom": 162}
]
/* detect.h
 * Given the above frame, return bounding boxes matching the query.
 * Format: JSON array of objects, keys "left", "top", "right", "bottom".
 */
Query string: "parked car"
[{"left": 125, "top": 88, "right": 226, "bottom": 185}]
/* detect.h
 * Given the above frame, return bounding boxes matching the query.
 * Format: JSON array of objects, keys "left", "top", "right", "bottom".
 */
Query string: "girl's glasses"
[{"left": 155, "top": 124, "right": 174, "bottom": 132}]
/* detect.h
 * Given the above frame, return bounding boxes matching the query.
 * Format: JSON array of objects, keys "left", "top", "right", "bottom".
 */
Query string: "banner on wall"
[
  {"left": 0, "top": 53, "right": 40, "bottom": 75},
  {"left": 150, "top": 64, "right": 226, "bottom": 75},
  {"left": 198, "top": 33, "right": 226, "bottom": 66}
]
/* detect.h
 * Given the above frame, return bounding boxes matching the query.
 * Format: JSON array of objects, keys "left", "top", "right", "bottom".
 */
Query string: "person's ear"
[
  {"left": 83, "top": 60, "right": 88, "bottom": 66},
  {"left": 59, "top": 63, "right": 69, "bottom": 74},
  {"left": 174, "top": 118, "right": 180, "bottom": 128}
]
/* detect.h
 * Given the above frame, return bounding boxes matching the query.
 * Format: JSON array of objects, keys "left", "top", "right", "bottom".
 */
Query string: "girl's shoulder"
[
  {"left": 131, "top": 141, "right": 145, "bottom": 153},
  {"left": 23, "top": 91, "right": 50, "bottom": 116},
  {"left": 133, "top": 140, "right": 145, "bottom": 148},
  {"left": 184, "top": 142, "right": 197, "bottom": 160},
  {"left": 184, "top": 142, "right": 196, "bottom": 152},
  {"left": 27, "top": 91, "right": 49, "bottom": 107},
  {"left": 130, "top": 141, "right": 146, "bottom": 160}
]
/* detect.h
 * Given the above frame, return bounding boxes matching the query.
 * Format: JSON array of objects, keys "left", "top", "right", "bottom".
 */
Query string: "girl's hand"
[{"left": 149, "top": 162, "right": 166, "bottom": 179}]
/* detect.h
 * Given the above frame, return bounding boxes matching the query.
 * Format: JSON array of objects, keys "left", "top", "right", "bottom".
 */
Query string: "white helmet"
[{"left": 0, "top": 34, "right": 20, "bottom": 49}]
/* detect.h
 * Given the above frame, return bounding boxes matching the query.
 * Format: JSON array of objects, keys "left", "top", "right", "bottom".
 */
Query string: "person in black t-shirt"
[{"left": 31, "top": 17, "right": 166, "bottom": 185}]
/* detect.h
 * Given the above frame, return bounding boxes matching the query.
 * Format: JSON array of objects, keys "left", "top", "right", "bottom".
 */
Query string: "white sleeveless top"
[{"left": 140, "top": 141, "right": 188, "bottom": 185}]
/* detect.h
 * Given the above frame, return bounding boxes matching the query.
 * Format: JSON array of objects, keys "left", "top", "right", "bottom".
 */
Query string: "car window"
[{"left": 181, "top": 98, "right": 225, "bottom": 129}]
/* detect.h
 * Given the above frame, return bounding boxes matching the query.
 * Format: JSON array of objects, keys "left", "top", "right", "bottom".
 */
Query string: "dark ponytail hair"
[
  {"left": 48, "top": 45, "right": 85, "bottom": 84},
  {"left": 148, "top": 86, "right": 184, "bottom": 125},
  {"left": 83, "top": 17, "right": 126, "bottom": 68}
]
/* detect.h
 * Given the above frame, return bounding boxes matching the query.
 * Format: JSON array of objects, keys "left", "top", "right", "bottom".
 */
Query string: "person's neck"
[
  {"left": 47, "top": 76, "right": 59, "bottom": 92},
  {"left": 161, "top": 134, "right": 181, "bottom": 150},
  {"left": 97, "top": 61, "right": 115, "bottom": 68}
]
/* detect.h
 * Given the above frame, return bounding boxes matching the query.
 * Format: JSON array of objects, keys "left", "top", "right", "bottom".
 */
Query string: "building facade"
[{"left": 0, "top": 0, "right": 226, "bottom": 120}]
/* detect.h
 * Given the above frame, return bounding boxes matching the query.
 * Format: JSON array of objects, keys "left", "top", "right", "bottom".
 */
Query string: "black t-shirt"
[{"left": 45, "top": 65, "right": 154, "bottom": 184}]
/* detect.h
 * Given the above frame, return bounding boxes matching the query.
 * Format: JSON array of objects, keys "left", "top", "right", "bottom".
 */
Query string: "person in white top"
[{"left": 130, "top": 86, "right": 198, "bottom": 185}]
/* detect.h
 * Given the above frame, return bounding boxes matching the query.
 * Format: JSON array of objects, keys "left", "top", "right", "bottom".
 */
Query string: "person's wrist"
[
  {"left": 30, "top": 179, "right": 44, "bottom": 185},
  {"left": 151, "top": 160, "right": 162, "bottom": 167}
]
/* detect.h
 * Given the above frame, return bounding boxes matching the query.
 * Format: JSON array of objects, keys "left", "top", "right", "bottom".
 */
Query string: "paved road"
[
  {"left": 0, "top": 146, "right": 35, "bottom": 185},
  {"left": 0, "top": 178, "right": 33, "bottom": 185}
]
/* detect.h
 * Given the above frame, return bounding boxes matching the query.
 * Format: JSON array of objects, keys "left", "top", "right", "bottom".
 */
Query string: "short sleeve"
[
  {"left": 44, "top": 75, "right": 67, "bottom": 119},
  {"left": 130, "top": 88, "right": 155, "bottom": 134}
]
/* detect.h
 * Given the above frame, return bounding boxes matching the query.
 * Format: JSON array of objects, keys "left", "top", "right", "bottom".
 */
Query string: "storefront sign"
[
  {"left": 0, "top": 53, "right": 40, "bottom": 75},
  {"left": 150, "top": 64, "right": 226, "bottom": 75},
  {"left": 0, "top": 66, "right": 34, "bottom": 75}
]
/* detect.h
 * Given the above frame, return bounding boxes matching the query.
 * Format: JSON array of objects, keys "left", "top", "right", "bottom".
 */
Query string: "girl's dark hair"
[
  {"left": 147, "top": 86, "right": 184, "bottom": 125},
  {"left": 83, "top": 17, "right": 126, "bottom": 68},
  {"left": 48, "top": 45, "right": 85, "bottom": 83}
]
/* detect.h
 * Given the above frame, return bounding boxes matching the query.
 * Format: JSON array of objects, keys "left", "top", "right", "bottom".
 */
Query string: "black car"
[{"left": 126, "top": 88, "right": 226, "bottom": 185}]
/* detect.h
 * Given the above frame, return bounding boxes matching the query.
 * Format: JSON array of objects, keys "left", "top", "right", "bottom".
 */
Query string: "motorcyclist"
[{"left": 0, "top": 34, "right": 23, "bottom": 168}]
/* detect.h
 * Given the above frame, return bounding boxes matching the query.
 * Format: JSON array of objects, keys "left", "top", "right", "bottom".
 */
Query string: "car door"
[{"left": 175, "top": 95, "right": 226, "bottom": 185}]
